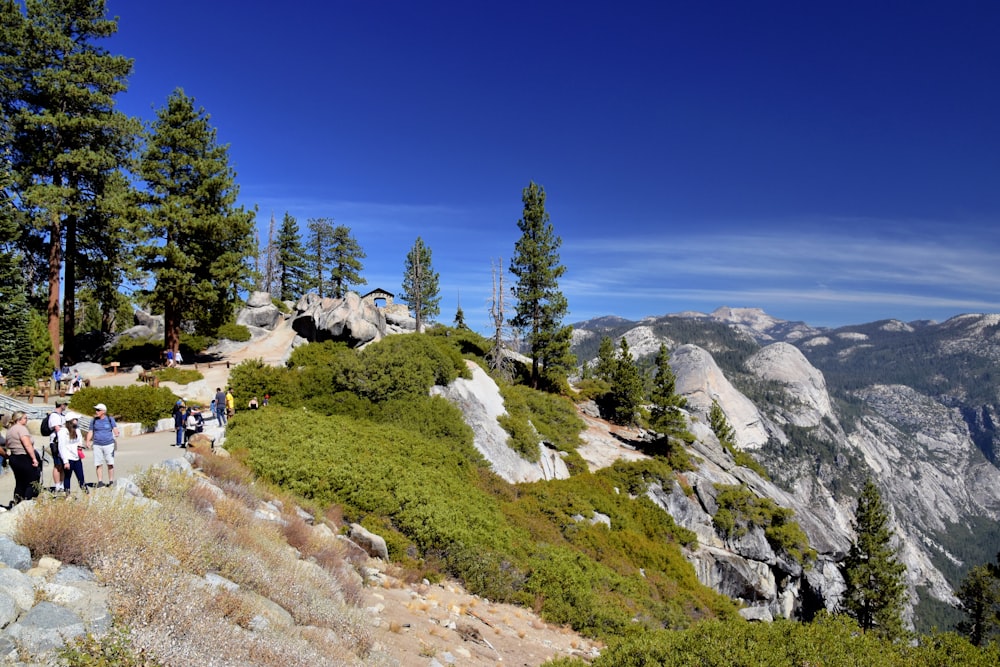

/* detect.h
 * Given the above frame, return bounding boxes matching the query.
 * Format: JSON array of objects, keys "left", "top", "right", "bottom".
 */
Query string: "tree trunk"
[
  {"left": 164, "top": 301, "right": 180, "bottom": 362},
  {"left": 47, "top": 213, "right": 62, "bottom": 370},
  {"left": 63, "top": 213, "right": 77, "bottom": 363}
]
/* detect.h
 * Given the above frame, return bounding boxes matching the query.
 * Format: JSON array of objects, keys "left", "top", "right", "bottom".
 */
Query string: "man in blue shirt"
[{"left": 85, "top": 403, "right": 120, "bottom": 488}]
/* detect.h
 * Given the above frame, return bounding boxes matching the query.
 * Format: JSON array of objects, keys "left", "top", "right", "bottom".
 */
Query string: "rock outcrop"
[
  {"left": 432, "top": 361, "right": 570, "bottom": 483},
  {"left": 292, "top": 292, "right": 386, "bottom": 347},
  {"left": 236, "top": 291, "right": 284, "bottom": 330}
]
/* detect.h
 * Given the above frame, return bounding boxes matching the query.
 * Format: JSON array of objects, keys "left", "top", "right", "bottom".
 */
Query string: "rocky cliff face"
[{"left": 571, "top": 310, "right": 1000, "bottom": 628}]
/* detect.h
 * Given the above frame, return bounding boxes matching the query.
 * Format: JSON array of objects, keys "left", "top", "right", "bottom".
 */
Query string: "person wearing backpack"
[{"left": 85, "top": 403, "right": 120, "bottom": 488}]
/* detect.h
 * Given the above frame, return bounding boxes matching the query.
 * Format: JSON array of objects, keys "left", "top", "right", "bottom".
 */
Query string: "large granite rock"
[
  {"left": 236, "top": 291, "right": 283, "bottom": 329},
  {"left": 432, "top": 361, "right": 570, "bottom": 483},
  {"left": 292, "top": 292, "right": 386, "bottom": 348}
]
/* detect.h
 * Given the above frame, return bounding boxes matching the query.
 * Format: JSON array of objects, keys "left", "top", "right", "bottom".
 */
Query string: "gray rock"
[
  {"left": 292, "top": 291, "right": 386, "bottom": 348},
  {"left": 204, "top": 572, "right": 239, "bottom": 592},
  {"left": 0, "top": 590, "right": 17, "bottom": 628},
  {"left": 237, "top": 302, "right": 282, "bottom": 330},
  {"left": 0, "top": 568, "right": 36, "bottom": 611},
  {"left": 158, "top": 457, "right": 193, "bottom": 475},
  {"left": 348, "top": 523, "right": 389, "bottom": 560},
  {"left": 739, "top": 605, "right": 774, "bottom": 622},
  {"left": 0, "top": 536, "right": 31, "bottom": 571},
  {"left": 5, "top": 601, "right": 85, "bottom": 653},
  {"left": 245, "top": 291, "right": 273, "bottom": 308}
]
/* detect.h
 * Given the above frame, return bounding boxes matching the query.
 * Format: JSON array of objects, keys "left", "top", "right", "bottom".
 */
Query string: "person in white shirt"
[
  {"left": 48, "top": 399, "right": 68, "bottom": 489},
  {"left": 57, "top": 412, "right": 87, "bottom": 493}
]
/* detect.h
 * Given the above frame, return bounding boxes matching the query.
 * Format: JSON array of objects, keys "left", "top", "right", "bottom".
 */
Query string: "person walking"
[
  {"left": 214, "top": 388, "right": 227, "bottom": 426},
  {"left": 85, "top": 403, "right": 119, "bottom": 488},
  {"left": 4, "top": 412, "right": 41, "bottom": 504},
  {"left": 47, "top": 399, "right": 68, "bottom": 490},
  {"left": 57, "top": 412, "right": 87, "bottom": 493}
]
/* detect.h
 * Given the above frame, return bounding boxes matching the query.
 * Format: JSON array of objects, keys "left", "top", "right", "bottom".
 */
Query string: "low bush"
[
  {"left": 216, "top": 322, "right": 252, "bottom": 342},
  {"left": 104, "top": 336, "right": 161, "bottom": 366},
  {"left": 69, "top": 385, "right": 179, "bottom": 428},
  {"left": 179, "top": 332, "right": 216, "bottom": 357},
  {"left": 497, "top": 382, "right": 586, "bottom": 462},
  {"left": 271, "top": 297, "right": 291, "bottom": 314},
  {"left": 151, "top": 367, "right": 203, "bottom": 385},
  {"left": 712, "top": 484, "right": 816, "bottom": 566}
]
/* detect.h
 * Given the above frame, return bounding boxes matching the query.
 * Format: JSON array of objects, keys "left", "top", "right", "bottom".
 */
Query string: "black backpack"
[{"left": 39, "top": 412, "right": 53, "bottom": 437}]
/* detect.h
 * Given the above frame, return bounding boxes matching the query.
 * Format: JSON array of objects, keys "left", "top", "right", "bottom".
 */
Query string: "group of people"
[
  {"left": 213, "top": 387, "right": 235, "bottom": 426},
  {"left": 171, "top": 400, "right": 206, "bottom": 448},
  {"left": 2, "top": 401, "right": 120, "bottom": 505},
  {"left": 51, "top": 367, "right": 82, "bottom": 395},
  {"left": 163, "top": 348, "right": 184, "bottom": 368}
]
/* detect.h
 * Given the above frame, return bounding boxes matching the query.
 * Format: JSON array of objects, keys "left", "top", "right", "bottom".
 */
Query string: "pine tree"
[
  {"left": 305, "top": 217, "right": 335, "bottom": 297},
  {"left": 3, "top": 0, "right": 139, "bottom": 364},
  {"left": 328, "top": 224, "right": 366, "bottom": 298},
  {"left": 276, "top": 212, "right": 307, "bottom": 301},
  {"left": 138, "top": 88, "right": 256, "bottom": 353},
  {"left": 593, "top": 335, "right": 617, "bottom": 382},
  {"left": 842, "top": 478, "right": 907, "bottom": 640},
  {"left": 453, "top": 303, "right": 468, "bottom": 330},
  {"left": 609, "top": 338, "right": 643, "bottom": 425},
  {"left": 709, "top": 400, "right": 736, "bottom": 447},
  {"left": 509, "top": 181, "right": 574, "bottom": 389},
  {"left": 956, "top": 553, "right": 1000, "bottom": 646},
  {"left": 648, "top": 343, "right": 688, "bottom": 438},
  {"left": 401, "top": 236, "right": 440, "bottom": 332}
]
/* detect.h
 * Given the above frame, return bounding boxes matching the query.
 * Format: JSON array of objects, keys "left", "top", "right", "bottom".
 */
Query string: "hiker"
[
  {"left": 58, "top": 412, "right": 87, "bottom": 493},
  {"left": 86, "top": 403, "right": 120, "bottom": 488},
  {"left": 172, "top": 400, "right": 186, "bottom": 447},
  {"left": 183, "top": 406, "right": 199, "bottom": 446},
  {"left": 5, "top": 412, "right": 41, "bottom": 504},
  {"left": 214, "top": 388, "right": 227, "bottom": 426},
  {"left": 248, "top": 396, "right": 259, "bottom": 410},
  {"left": 225, "top": 387, "right": 235, "bottom": 419},
  {"left": 48, "top": 399, "right": 68, "bottom": 490}
]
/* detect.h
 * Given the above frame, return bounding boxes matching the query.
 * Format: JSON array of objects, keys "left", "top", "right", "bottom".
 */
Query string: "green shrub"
[
  {"left": 228, "top": 359, "right": 296, "bottom": 406},
  {"left": 496, "top": 382, "right": 586, "bottom": 462},
  {"left": 216, "top": 322, "right": 251, "bottom": 342},
  {"left": 151, "top": 367, "right": 203, "bottom": 385},
  {"left": 497, "top": 412, "right": 542, "bottom": 462},
  {"left": 179, "top": 332, "right": 216, "bottom": 356},
  {"left": 60, "top": 627, "right": 164, "bottom": 667},
  {"left": 712, "top": 484, "right": 816, "bottom": 565},
  {"left": 271, "top": 297, "right": 291, "bottom": 314},
  {"left": 105, "top": 336, "right": 162, "bottom": 366},
  {"left": 286, "top": 340, "right": 352, "bottom": 369},
  {"left": 69, "top": 385, "right": 179, "bottom": 428}
]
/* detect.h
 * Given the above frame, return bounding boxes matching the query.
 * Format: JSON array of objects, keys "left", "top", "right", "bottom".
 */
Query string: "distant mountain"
[{"left": 570, "top": 307, "right": 1000, "bottom": 632}]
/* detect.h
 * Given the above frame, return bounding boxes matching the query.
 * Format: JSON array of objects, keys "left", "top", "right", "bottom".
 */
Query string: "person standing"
[
  {"left": 58, "top": 412, "right": 87, "bottom": 493},
  {"left": 4, "top": 412, "right": 41, "bottom": 504},
  {"left": 214, "top": 388, "right": 227, "bottom": 426},
  {"left": 85, "top": 403, "right": 119, "bottom": 488},
  {"left": 172, "top": 400, "right": 185, "bottom": 447},
  {"left": 48, "top": 399, "right": 68, "bottom": 490},
  {"left": 225, "top": 387, "right": 235, "bottom": 419}
]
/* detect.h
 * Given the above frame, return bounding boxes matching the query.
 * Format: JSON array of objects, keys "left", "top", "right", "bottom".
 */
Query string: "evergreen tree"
[
  {"left": 276, "top": 212, "right": 307, "bottom": 301},
  {"left": 709, "top": 400, "right": 736, "bottom": 447},
  {"left": 328, "top": 224, "right": 366, "bottom": 298},
  {"left": 509, "top": 181, "right": 574, "bottom": 389},
  {"left": 648, "top": 343, "right": 688, "bottom": 438},
  {"left": 608, "top": 338, "right": 643, "bottom": 425},
  {"left": 842, "top": 478, "right": 907, "bottom": 640},
  {"left": 138, "top": 88, "right": 255, "bottom": 353},
  {"left": 956, "top": 553, "right": 1000, "bottom": 646},
  {"left": 305, "top": 217, "right": 335, "bottom": 297},
  {"left": 2, "top": 0, "right": 139, "bottom": 364},
  {"left": 594, "top": 335, "right": 617, "bottom": 382},
  {"left": 453, "top": 304, "right": 468, "bottom": 330},
  {"left": 401, "top": 236, "right": 440, "bottom": 332}
]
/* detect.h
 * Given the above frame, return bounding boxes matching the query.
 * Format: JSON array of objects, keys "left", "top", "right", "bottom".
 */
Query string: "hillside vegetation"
[{"left": 215, "top": 329, "right": 1000, "bottom": 662}]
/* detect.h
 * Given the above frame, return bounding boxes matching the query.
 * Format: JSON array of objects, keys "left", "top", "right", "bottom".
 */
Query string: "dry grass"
[{"left": 15, "top": 460, "right": 376, "bottom": 667}]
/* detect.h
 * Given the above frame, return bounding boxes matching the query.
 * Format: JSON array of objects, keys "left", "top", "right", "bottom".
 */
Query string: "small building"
[{"left": 361, "top": 288, "right": 394, "bottom": 309}]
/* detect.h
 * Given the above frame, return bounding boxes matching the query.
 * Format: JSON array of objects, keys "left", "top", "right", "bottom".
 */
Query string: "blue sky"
[{"left": 104, "top": 1, "right": 1000, "bottom": 332}]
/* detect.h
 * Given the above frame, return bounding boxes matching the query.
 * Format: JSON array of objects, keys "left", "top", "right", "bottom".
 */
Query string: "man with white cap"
[{"left": 85, "top": 403, "right": 120, "bottom": 488}]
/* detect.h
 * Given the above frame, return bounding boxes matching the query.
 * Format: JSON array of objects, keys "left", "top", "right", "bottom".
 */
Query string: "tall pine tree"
[
  {"left": 3, "top": 0, "right": 139, "bottom": 364},
  {"left": 509, "top": 181, "right": 574, "bottom": 389},
  {"left": 276, "top": 212, "right": 307, "bottom": 301},
  {"left": 608, "top": 337, "right": 643, "bottom": 425},
  {"left": 328, "top": 224, "right": 366, "bottom": 299},
  {"left": 648, "top": 343, "right": 688, "bottom": 438},
  {"left": 842, "top": 478, "right": 907, "bottom": 640},
  {"left": 138, "top": 88, "right": 255, "bottom": 354},
  {"left": 401, "top": 236, "right": 440, "bottom": 332}
]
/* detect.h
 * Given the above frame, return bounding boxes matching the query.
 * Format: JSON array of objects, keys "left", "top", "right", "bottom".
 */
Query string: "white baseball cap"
[{"left": 94, "top": 403, "right": 108, "bottom": 412}]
